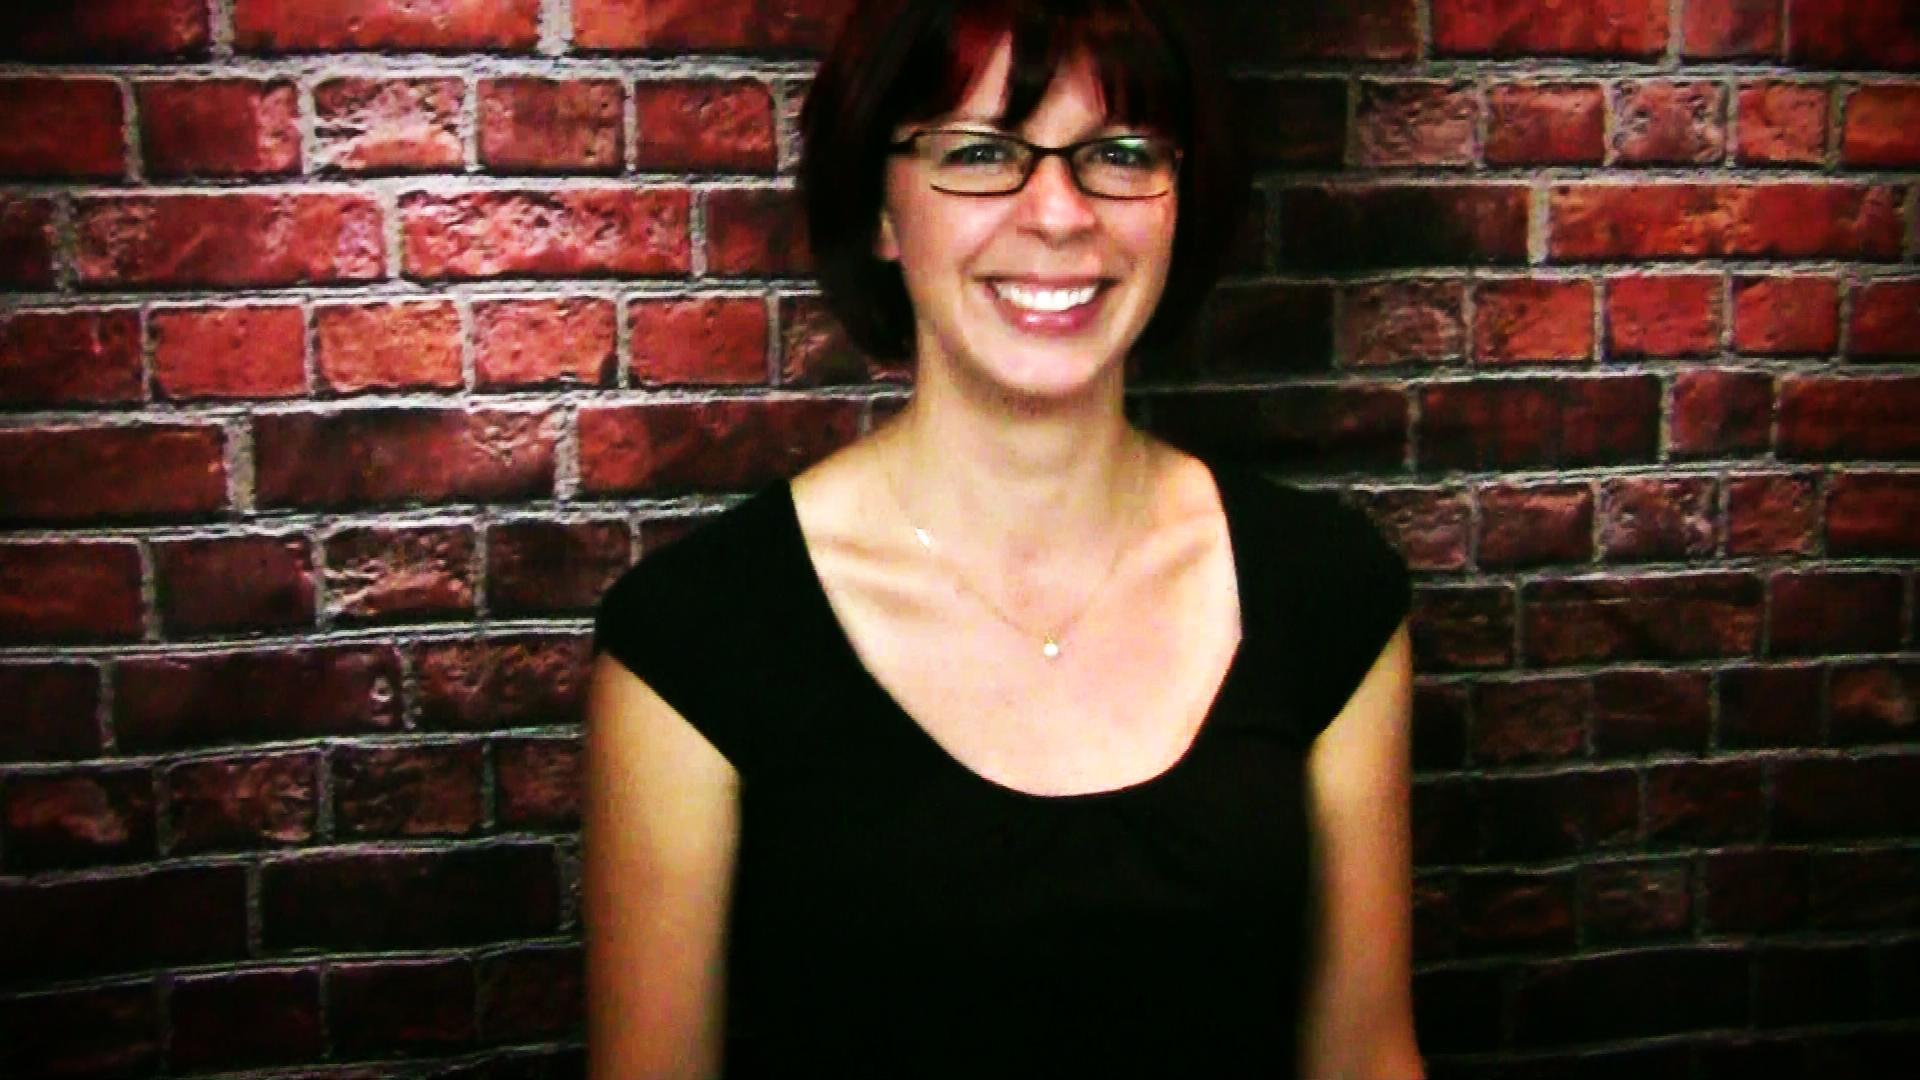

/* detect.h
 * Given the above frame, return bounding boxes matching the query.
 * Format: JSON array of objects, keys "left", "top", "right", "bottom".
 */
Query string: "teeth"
[{"left": 992, "top": 282, "right": 1099, "bottom": 313}]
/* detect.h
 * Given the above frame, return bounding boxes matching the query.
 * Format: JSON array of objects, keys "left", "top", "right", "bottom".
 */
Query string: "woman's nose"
[{"left": 1014, "top": 154, "right": 1100, "bottom": 235}]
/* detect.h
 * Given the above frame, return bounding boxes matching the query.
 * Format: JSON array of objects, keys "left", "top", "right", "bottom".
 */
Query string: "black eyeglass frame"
[{"left": 884, "top": 129, "right": 1183, "bottom": 200}]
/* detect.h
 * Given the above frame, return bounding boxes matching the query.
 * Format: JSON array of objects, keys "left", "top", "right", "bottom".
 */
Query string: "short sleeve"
[{"left": 1298, "top": 493, "right": 1410, "bottom": 726}]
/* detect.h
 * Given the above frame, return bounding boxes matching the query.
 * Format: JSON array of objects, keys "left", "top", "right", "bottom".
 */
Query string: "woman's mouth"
[{"left": 985, "top": 279, "right": 1109, "bottom": 334}]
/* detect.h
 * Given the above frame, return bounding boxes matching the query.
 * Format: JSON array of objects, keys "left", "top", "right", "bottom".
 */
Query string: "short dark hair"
[{"left": 799, "top": 0, "right": 1246, "bottom": 365}]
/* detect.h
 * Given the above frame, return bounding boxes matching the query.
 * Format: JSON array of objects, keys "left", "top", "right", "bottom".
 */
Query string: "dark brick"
[
  {"left": 1474, "top": 678, "right": 1588, "bottom": 764},
  {"left": 706, "top": 187, "right": 811, "bottom": 276},
  {"left": 1645, "top": 761, "right": 1766, "bottom": 845},
  {"left": 0, "top": 663, "right": 101, "bottom": 762},
  {"left": 1516, "top": 947, "right": 1748, "bottom": 1045},
  {"left": 1457, "top": 870, "right": 1576, "bottom": 954},
  {"left": 488, "top": 520, "right": 632, "bottom": 616},
  {"left": 325, "top": 524, "right": 478, "bottom": 625},
  {"left": 1196, "top": 284, "right": 1334, "bottom": 376},
  {"left": 0, "top": 983, "right": 159, "bottom": 1079},
  {"left": 1336, "top": 279, "right": 1465, "bottom": 368},
  {"left": 572, "top": 0, "right": 855, "bottom": 54},
  {"left": 1282, "top": 185, "right": 1528, "bottom": 270},
  {"left": 1147, "top": 386, "right": 1410, "bottom": 475},
  {"left": 0, "top": 308, "right": 142, "bottom": 407},
  {"left": 579, "top": 399, "right": 870, "bottom": 496},
  {"left": 1671, "top": 370, "right": 1774, "bottom": 459},
  {"left": 154, "top": 534, "right": 315, "bottom": 635},
  {"left": 1583, "top": 861, "right": 1691, "bottom": 942},
  {"left": 233, "top": 0, "right": 541, "bottom": 53},
  {"left": 0, "top": 541, "right": 145, "bottom": 644},
  {"left": 261, "top": 844, "right": 559, "bottom": 950},
  {"left": 2, "top": 769, "right": 155, "bottom": 871},
  {"left": 1360, "top": 488, "right": 1470, "bottom": 572},
  {"left": 1830, "top": 662, "right": 1919, "bottom": 746},
  {"left": 2, "top": 0, "right": 210, "bottom": 61},
  {"left": 333, "top": 743, "right": 486, "bottom": 838},
  {"left": 1704, "top": 848, "right": 1810, "bottom": 933},
  {"left": 1811, "top": 849, "right": 1920, "bottom": 929},
  {"left": 1413, "top": 967, "right": 1505, "bottom": 1055},
  {"left": 479, "top": 77, "right": 623, "bottom": 174},
  {"left": 1480, "top": 769, "right": 1639, "bottom": 861},
  {"left": 138, "top": 78, "right": 301, "bottom": 178},
  {"left": 1419, "top": 376, "right": 1660, "bottom": 471},
  {"left": 1409, "top": 586, "right": 1514, "bottom": 672},
  {"left": 1756, "top": 945, "right": 1875, "bottom": 1027},
  {"left": 0, "top": 865, "right": 246, "bottom": 984},
  {"left": 415, "top": 636, "right": 593, "bottom": 732},
  {"left": 1523, "top": 573, "right": 1762, "bottom": 665},
  {"left": 1476, "top": 483, "right": 1593, "bottom": 569},
  {"left": 1770, "top": 570, "right": 1905, "bottom": 656},
  {"left": 0, "top": 425, "right": 227, "bottom": 526},
  {"left": 1411, "top": 682, "right": 1469, "bottom": 774},
  {"left": 1593, "top": 669, "right": 1710, "bottom": 755},
  {"left": 0, "top": 196, "right": 54, "bottom": 288},
  {"left": 75, "top": 193, "right": 385, "bottom": 289},
  {"left": 255, "top": 408, "right": 558, "bottom": 511},
  {"left": 1231, "top": 78, "right": 1347, "bottom": 169},
  {"left": 1778, "top": 376, "right": 1920, "bottom": 459},
  {"left": 1211, "top": 0, "right": 1421, "bottom": 64},
  {"left": 1728, "top": 473, "right": 1818, "bottom": 557},
  {"left": 1829, "top": 472, "right": 1920, "bottom": 556},
  {"left": 1434, "top": 0, "right": 1669, "bottom": 58},
  {"left": 1720, "top": 664, "right": 1823, "bottom": 747},
  {"left": 1776, "top": 756, "right": 1920, "bottom": 841},
  {"left": 1684, "top": 0, "right": 1784, "bottom": 58},
  {"left": 1787, "top": 0, "right": 1920, "bottom": 69},
  {"left": 1412, "top": 777, "right": 1479, "bottom": 864},
  {"left": 116, "top": 647, "right": 402, "bottom": 751},
  {"left": 1850, "top": 280, "right": 1920, "bottom": 360},
  {"left": 480, "top": 945, "right": 583, "bottom": 1043},
  {"left": 1599, "top": 476, "right": 1718, "bottom": 561},
  {"left": 166, "top": 753, "right": 319, "bottom": 853},
  {"left": 1354, "top": 80, "right": 1477, "bottom": 168},
  {"left": 497, "top": 737, "right": 583, "bottom": 829},
  {"left": 329, "top": 957, "right": 477, "bottom": 1056},
  {"left": 170, "top": 969, "right": 324, "bottom": 1071}
]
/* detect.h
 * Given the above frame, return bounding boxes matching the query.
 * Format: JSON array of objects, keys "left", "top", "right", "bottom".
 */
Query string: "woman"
[{"left": 584, "top": 1, "right": 1422, "bottom": 1076}]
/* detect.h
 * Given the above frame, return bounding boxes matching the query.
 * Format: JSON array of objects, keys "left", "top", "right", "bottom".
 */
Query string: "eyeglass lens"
[{"left": 915, "top": 131, "right": 1176, "bottom": 197}]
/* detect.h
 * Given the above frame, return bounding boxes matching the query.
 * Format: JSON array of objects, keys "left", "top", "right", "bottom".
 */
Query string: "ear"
[{"left": 875, "top": 209, "right": 900, "bottom": 262}]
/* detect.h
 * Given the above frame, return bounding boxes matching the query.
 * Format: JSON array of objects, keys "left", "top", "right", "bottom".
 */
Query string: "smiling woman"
[{"left": 584, "top": 2, "right": 1422, "bottom": 1078}]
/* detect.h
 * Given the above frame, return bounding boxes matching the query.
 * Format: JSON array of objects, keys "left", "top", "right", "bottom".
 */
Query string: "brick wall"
[{"left": 0, "top": 0, "right": 1914, "bottom": 1075}]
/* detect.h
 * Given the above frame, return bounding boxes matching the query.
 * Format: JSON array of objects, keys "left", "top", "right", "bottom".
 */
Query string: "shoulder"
[
  {"left": 597, "top": 485, "right": 790, "bottom": 629},
  {"left": 1211, "top": 460, "right": 1409, "bottom": 598}
]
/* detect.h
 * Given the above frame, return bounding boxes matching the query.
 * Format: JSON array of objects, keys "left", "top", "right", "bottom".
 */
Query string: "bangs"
[{"left": 892, "top": 0, "right": 1189, "bottom": 138}]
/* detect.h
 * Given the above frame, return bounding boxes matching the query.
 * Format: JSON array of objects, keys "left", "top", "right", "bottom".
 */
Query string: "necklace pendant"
[{"left": 1041, "top": 636, "right": 1061, "bottom": 660}]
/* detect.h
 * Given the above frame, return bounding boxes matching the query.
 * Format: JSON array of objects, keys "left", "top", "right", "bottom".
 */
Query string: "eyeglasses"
[{"left": 886, "top": 129, "right": 1181, "bottom": 199}]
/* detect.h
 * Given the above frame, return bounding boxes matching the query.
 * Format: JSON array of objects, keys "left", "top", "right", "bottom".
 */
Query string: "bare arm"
[
  {"left": 583, "top": 654, "right": 740, "bottom": 1080},
  {"left": 1298, "top": 622, "right": 1424, "bottom": 1080}
]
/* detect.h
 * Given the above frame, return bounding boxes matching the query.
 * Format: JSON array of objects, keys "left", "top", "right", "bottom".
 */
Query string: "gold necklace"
[{"left": 884, "top": 441, "right": 1150, "bottom": 661}]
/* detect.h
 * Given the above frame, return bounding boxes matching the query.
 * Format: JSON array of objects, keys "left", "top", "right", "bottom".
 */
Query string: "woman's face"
[{"left": 878, "top": 38, "right": 1178, "bottom": 403}]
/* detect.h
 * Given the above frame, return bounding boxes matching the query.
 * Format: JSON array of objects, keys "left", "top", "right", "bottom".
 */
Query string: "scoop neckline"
[{"left": 777, "top": 454, "right": 1253, "bottom": 804}]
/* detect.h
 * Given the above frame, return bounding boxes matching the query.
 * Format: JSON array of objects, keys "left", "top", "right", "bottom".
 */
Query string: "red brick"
[
  {"left": 497, "top": 737, "right": 583, "bottom": 829},
  {"left": 155, "top": 535, "right": 313, "bottom": 636},
  {"left": 1770, "top": 570, "right": 1904, "bottom": 655},
  {"left": 572, "top": 0, "right": 855, "bottom": 53},
  {"left": 170, "top": 970, "right": 323, "bottom": 1071},
  {"left": 138, "top": 79, "right": 300, "bottom": 178},
  {"left": 1478, "top": 483, "right": 1593, "bottom": 568},
  {"left": 0, "top": 78, "right": 124, "bottom": 179},
  {"left": 1353, "top": 80, "right": 1477, "bottom": 167},
  {"left": 1212, "top": 0, "right": 1420, "bottom": 64},
  {"left": 402, "top": 188, "right": 690, "bottom": 279},
  {"left": 1434, "top": 0, "right": 1669, "bottom": 57},
  {"left": 1196, "top": 284, "right": 1334, "bottom": 377},
  {"left": 1613, "top": 82, "right": 1727, "bottom": 165},
  {"left": 3, "top": 0, "right": 209, "bottom": 61},
  {"left": 1408, "top": 585, "right": 1515, "bottom": 671},
  {"left": 255, "top": 408, "right": 558, "bottom": 510},
  {"left": 630, "top": 297, "right": 769, "bottom": 386},
  {"left": 1485, "top": 82, "right": 1606, "bottom": 165},
  {"left": 116, "top": 647, "right": 402, "bottom": 751},
  {"left": 1360, "top": 489, "right": 1470, "bottom": 572},
  {"left": 0, "top": 426, "right": 226, "bottom": 525},
  {"left": 1776, "top": 756, "right": 1920, "bottom": 840},
  {"left": 234, "top": 0, "right": 541, "bottom": 53},
  {"left": 0, "top": 984, "right": 159, "bottom": 1079},
  {"left": 1828, "top": 472, "right": 1920, "bottom": 555},
  {"left": 1594, "top": 670, "right": 1711, "bottom": 754},
  {"left": 0, "top": 196, "right": 54, "bottom": 288},
  {"left": 474, "top": 297, "right": 617, "bottom": 388},
  {"left": 1456, "top": 870, "right": 1576, "bottom": 953},
  {"left": 1737, "top": 81, "right": 1829, "bottom": 166},
  {"left": 1473, "top": 279, "right": 1594, "bottom": 363},
  {"left": 325, "top": 525, "right": 477, "bottom": 624},
  {"left": 1721, "top": 664, "right": 1822, "bottom": 746},
  {"left": 1523, "top": 572, "right": 1762, "bottom": 665},
  {"left": 1787, "top": 0, "right": 1920, "bottom": 69},
  {"left": 0, "top": 309, "right": 142, "bottom": 407},
  {"left": 480, "top": 945, "right": 583, "bottom": 1042},
  {"left": 1419, "top": 375, "right": 1660, "bottom": 470},
  {"left": 1480, "top": 770, "right": 1639, "bottom": 860},
  {"left": 1282, "top": 184, "right": 1529, "bottom": 270},
  {"left": 479, "top": 77, "right": 623, "bottom": 173},
  {"left": 1607, "top": 275, "right": 1721, "bottom": 358},
  {"left": 1672, "top": 369, "right": 1774, "bottom": 459},
  {"left": 1683, "top": 0, "right": 1784, "bottom": 58},
  {"left": 1475, "top": 677, "right": 1588, "bottom": 763},
  {"left": 1732, "top": 276, "right": 1839, "bottom": 355},
  {"left": 1516, "top": 948, "right": 1747, "bottom": 1044},
  {"left": 1549, "top": 183, "right": 1905, "bottom": 261},
  {"left": 1830, "top": 662, "right": 1919, "bottom": 745},
  {"left": 0, "top": 865, "right": 247, "bottom": 982},
  {"left": 1646, "top": 761, "right": 1766, "bottom": 846},
  {"left": 166, "top": 753, "right": 319, "bottom": 853},
  {"left": 1811, "top": 849, "right": 1920, "bottom": 929},
  {"left": 634, "top": 79, "right": 777, "bottom": 172},
  {"left": 0, "top": 663, "right": 101, "bottom": 763},
  {"left": 75, "top": 194, "right": 385, "bottom": 288},
  {"left": 580, "top": 398, "right": 861, "bottom": 496},
  {"left": 414, "top": 635, "right": 594, "bottom": 731},
  {"left": 1842, "top": 85, "right": 1920, "bottom": 168},
  {"left": 777, "top": 294, "right": 893, "bottom": 386},
  {"left": 707, "top": 187, "right": 812, "bottom": 276},
  {"left": 2, "top": 770, "right": 155, "bottom": 871},
  {"left": 1850, "top": 280, "right": 1920, "bottom": 360},
  {"left": 315, "top": 301, "right": 463, "bottom": 393},
  {"left": 1705, "top": 849, "right": 1809, "bottom": 932},
  {"left": 488, "top": 520, "right": 632, "bottom": 616},
  {"left": 1148, "top": 386, "right": 1411, "bottom": 473},
  {"left": 329, "top": 957, "right": 476, "bottom": 1055},
  {"left": 152, "top": 305, "right": 306, "bottom": 401},
  {"left": 1778, "top": 376, "right": 1920, "bottom": 459},
  {"left": 1337, "top": 280, "right": 1464, "bottom": 368},
  {"left": 1728, "top": 473, "right": 1818, "bottom": 556},
  {"left": 1599, "top": 477, "right": 1718, "bottom": 561},
  {"left": 0, "top": 541, "right": 144, "bottom": 645},
  {"left": 261, "top": 844, "right": 559, "bottom": 949},
  {"left": 314, "top": 77, "right": 465, "bottom": 173},
  {"left": 1583, "top": 862, "right": 1691, "bottom": 941},
  {"left": 1231, "top": 79, "right": 1347, "bottom": 169},
  {"left": 333, "top": 743, "right": 485, "bottom": 838}
]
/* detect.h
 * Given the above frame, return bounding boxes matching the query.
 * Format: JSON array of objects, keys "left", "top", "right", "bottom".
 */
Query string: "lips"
[{"left": 983, "top": 277, "right": 1111, "bottom": 335}]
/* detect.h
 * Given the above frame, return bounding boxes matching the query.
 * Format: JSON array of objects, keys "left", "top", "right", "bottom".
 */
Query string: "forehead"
[{"left": 942, "top": 38, "right": 1107, "bottom": 130}]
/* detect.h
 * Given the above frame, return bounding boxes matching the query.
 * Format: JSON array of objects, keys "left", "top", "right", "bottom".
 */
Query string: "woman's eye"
[
  {"left": 1092, "top": 140, "right": 1155, "bottom": 169},
  {"left": 943, "top": 139, "right": 1017, "bottom": 167}
]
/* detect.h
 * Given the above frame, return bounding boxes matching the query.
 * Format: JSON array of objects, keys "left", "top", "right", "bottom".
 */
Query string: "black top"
[{"left": 593, "top": 457, "right": 1410, "bottom": 1078}]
